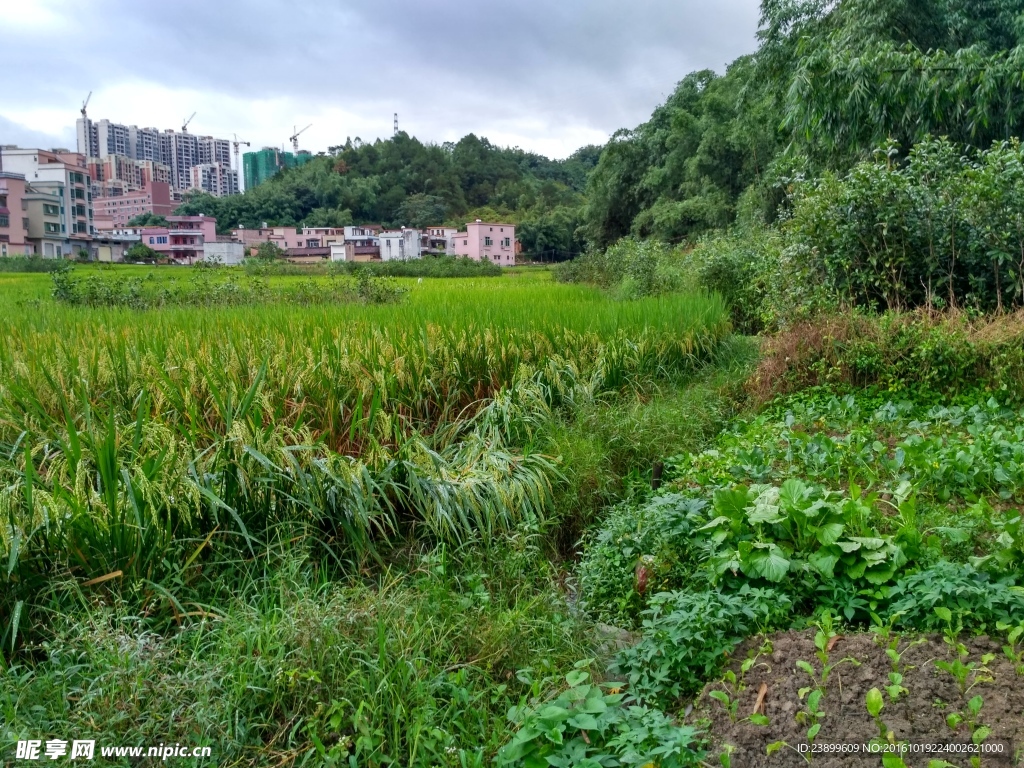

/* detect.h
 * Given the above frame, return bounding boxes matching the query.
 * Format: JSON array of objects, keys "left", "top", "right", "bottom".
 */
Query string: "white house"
[
  {"left": 203, "top": 241, "right": 245, "bottom": 265},
  {"left": 379, "top": 228, "right": 421, "bottom": 261}
]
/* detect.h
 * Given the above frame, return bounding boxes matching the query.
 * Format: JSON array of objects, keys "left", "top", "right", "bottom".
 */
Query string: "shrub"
[
  {"left": 555, "top": 237, "right": 691, "bottom": 298},
  {"left": 746, "top": 311, "right": 1024, "bottom": 405},
  {"left": 576, "top": 494, "right": 709, "bottom": 627},
  {"left": 612, "top": 586, "right": 791, "bottom": 707},
  {"left": 496, "top": 664, "right": 705, "bottom": 768},
  {"left": 885, "top": 561, "right": 1024, "bottom": 634},
  {"left": 786, "top": 137, "right": 1024, "bottom": 314}
]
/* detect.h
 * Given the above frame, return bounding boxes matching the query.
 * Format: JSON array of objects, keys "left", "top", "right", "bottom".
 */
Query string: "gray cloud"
[
  {"left": 1, "top": 0, "right": 761, "bottom": 157},
  {"left": 0, "top": 115, "right": 74, "bottom": 152}
]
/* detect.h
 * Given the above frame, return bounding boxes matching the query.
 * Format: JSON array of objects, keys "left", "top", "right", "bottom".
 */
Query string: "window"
[
  {"left": 484, "top": 237, "right": 492, "bottom": 246},
  {"left": 1, "top": 244, "right": 6, "bottom": 256},
  {"left": 43, "top": 204, "right": 59, "bottom": 216},
  {"left": 0, "top": 215, "right": 8, "bottom": 227},
  {"left": 45, "top": 223, "right": 61, "bottom": 234},
  {"left": 149, "top": 237, "right": 155, "bottom": 244},
  {"left": 463, "top": 240, "right": 468, "bottom": 245},
  {"left": 503, "top": 238, "right": 511, "bottom": 247}
]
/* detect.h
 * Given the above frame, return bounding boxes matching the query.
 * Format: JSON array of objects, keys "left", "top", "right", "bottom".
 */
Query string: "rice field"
[{"left": 0, "top": 266, "right": 728, "bottom": 650}]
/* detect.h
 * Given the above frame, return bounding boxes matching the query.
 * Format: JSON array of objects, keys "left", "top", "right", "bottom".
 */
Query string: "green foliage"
[
  {"left": 554, "top": 237, "right": 692, "bottom": 298},
  {"left": 1, "top": 541, "right": 589, "bottom": 768},
  {"left": 126, "top": 212, "right": 168, "bottom": 227},
  {"left": 701, "top": 480, "right": 914, "bottom": 594},
  {"left": 0, "top": 255, "right": 64, "bottom": 273},
  {"left": 176, "top": 133, "right": 598, "bottom": 243},
  {"left": 782, "top": 0, "right": 1024, "bottom": 168},
  {"left": 124, "top": 242, "right": 160, "bottom": 263},
  {"left": 612, "top": 587, "right": 791, "bottom": 707},
  {"left": 576, "top": 495, "right": 710, "bottom": 627},
  {"left": 786, "top": 138, "right": 1024, "bottom": 313},
  {"left": 885, "top": 562, "right": 1024, "bottom": 633},
  {"left": 250, "top": 240, "right": 286, "bottom": 261},
  {"left": 582, "top": 59, "right": 782, "bottom": 248},
  {"left": 49, "top": 266, "right": 408, "bottom": 308},
  {"left": 496, "top": 664, "right": 705, "bottom": 768}
]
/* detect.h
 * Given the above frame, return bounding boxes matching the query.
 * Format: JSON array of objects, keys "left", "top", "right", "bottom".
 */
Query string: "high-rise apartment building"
[
  {"left": 243, "top": 147, "right": 311, "bottom": 190},
  {"left": 96, "top": 119, "right": 131, "bottom": 157},
  {"left": 130, "top": 126, "right": 163, "bottom": 163},
  {"left": 189, "top": 163, "right": 239, "bottom": 198},
  {"left": 75, "top": 117, "right": 236, "bottom": 193}
]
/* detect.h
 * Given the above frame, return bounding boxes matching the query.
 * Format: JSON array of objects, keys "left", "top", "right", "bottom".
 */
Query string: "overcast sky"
[{"left": 1, "top": 0, "right": 761, "bottom": 161}]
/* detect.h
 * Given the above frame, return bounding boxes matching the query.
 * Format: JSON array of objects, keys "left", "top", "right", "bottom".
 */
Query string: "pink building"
[
  {"left": 94, "top": 181, "right": 175, "bottom": 230},
  {"left": 139, "top": 215, "right": 217, "bottom": 263},
  {"left": 0, "top": 171, "right": 32, "bottom": 256},
  {"left": 167, "top": 215, "right": 217, "bottom": 264},
  {"left": 451, "top": 220, "right": 516, "bottom": 266},
  {"left": 141, "top": 227, "right": 171, "bottom": 257}
]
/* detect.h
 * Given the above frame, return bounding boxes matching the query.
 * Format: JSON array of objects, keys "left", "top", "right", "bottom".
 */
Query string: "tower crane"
[
  {"left": 182, "top": 112, "right": 196, "bottom": 133},
  {"left": 289, "top": 124, "right": 312, "bottom": 154},
  {"left": 232, "top": 133, "right": 250, "bottom": 174},
  {"left": 80, "top": 92, "right": 92, "bottom": 119}
]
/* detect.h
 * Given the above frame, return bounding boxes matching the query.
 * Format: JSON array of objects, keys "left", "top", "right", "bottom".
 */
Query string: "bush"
[
  {"left": 576, "top": 494, "right": 709, "bottom": 627},
  {"left": 0, "top": 255, "right": 64, "bottom": 273},
  {"left": 497, "top": 664, "right": 705, "bottom": 768},
  {"left": 689, "top": 226, "right": 833, "bottom": 333},
  {"left": 885, "top": 561, "right": 1024, "bottom": 634},
  {"left": 746, "top": 311, "right": 1024, "bottom": 405},
  {"left": 786, "top": 137, "right": 1024, "bottom": 314},
  {"left": 555, "top": 237, "right": 691, "bottom": 298},
  {"left": 612, "top": 586, "right": 791, "bottom": 707}
]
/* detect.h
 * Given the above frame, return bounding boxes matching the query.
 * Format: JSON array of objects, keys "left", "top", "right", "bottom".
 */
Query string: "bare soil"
[{"left": 691, "top": 630, "right": 1024, "bottom": 767}]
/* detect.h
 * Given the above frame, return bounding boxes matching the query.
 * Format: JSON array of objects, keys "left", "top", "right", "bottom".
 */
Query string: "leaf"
[
  {"left": 866, "top": 688, "right": 884, "bottom": 718},
  {"left": 934, "top": 607, "right": 953, "bottom": 623},
  {"left": 808, "top": 549, "right": 840, "bottom": 578},
  {"left": 796, "top": 660, "right": 815, "bottom": 675},
  {"left": 741, "top": 542, "right": 791, "bottom": 582},
  {"left": 972, "top": 725, "right": 992, "bottom": 745},
  {"left": 709, "top": 690, "right": 731, "bottom": 706},
  {"left": 816, "top": 522, "right": 845, "bottom": 546},
  {"left": 766, "top": 742, "right": 786, "bottom": 756},
  {"left": 749, "top": 713, "right": 770, "bottom": 726},
  {"left": 566, "top": 713, "right": 600, "bottom": 731},
  {"left": 882, "top": 754, "right": 908, "bottom": 768},
  {"left": 565, "top": 670, "right": 589, "bottom": 688},
  {"left": 807, "top": 689, "right": 823, "bottom": 712},
  {"left": 806, "top": 722, "right": 821, "bottom": 740}
]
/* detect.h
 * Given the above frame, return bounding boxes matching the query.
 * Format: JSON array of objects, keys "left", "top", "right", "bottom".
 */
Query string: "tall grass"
[{"left": 0, "top": 270, "right": 729, "bottom": 651}]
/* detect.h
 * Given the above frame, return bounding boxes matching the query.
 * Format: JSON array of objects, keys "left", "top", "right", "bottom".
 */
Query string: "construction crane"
[
  {"left": 289, "top": 124, "right": 312, "bottom": 154},
  {"left": 232, "top": 133, "right": 250, "bottom": 176},
  {"left": 80, "top": 92, "right": 92, "bottom": 119},
  {"left": 182, "top": 112, "right": 196, "bottom": 133}
]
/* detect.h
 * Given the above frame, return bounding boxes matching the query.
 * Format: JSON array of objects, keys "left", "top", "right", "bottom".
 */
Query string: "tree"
[
  {"left": 250, "top": 241, "right": 285, "bottom": 261},
  {"left": 396, "top": 194, "right": 448, "bottom": 229},
  {"left": 127, "top": 212, "right": 168, "bottom": 227},
  {"left": 125, "top": 242, "right": 159, "bottom": 263}
]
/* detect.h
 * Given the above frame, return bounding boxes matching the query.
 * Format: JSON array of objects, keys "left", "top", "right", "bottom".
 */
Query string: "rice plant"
[{"left": 0, "top": 269, "right": 729, "bottom": 652}]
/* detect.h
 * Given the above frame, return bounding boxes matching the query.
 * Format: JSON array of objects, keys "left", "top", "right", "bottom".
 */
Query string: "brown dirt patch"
[{"left": 691, "top": 630, "right": 1024, "bottom": 767}]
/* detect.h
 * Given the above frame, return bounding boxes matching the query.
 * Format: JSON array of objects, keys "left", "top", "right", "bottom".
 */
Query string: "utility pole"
[{"left": 394, "top": 113, "right": 398, "bottom": 137}]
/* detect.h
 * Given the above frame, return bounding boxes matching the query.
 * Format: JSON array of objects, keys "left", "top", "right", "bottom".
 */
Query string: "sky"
[{"left": 0, "top": 0, "right": 762, "bottom": 161}]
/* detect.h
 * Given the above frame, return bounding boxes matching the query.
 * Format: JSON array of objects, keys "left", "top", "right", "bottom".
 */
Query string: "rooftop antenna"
[
  {"left": 289, "top": 123, "right": 312, "bottom": 153},
  {"left": 182, "top": 112, "right": 196, "bottom": 133},
  {"left": 80, "top": 91, "right": 92, "bottom": 119},
  {"left": 394, "top": 113, "right": 398, "bottom": 137}
]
